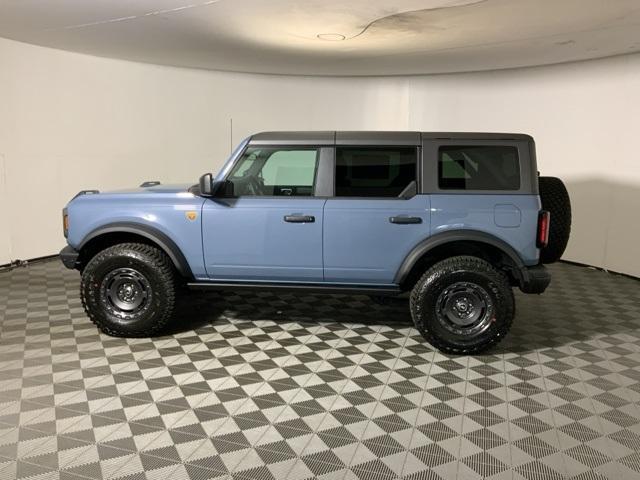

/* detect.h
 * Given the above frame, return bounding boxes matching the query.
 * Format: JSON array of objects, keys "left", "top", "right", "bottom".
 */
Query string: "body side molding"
[{"left": 188, "top": 280, "right": 400, "bottom": 296}]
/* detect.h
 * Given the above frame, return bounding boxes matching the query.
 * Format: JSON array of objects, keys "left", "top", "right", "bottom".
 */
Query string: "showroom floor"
[{"left": 0, "top": 260, "right": 639, "bottom": 480}]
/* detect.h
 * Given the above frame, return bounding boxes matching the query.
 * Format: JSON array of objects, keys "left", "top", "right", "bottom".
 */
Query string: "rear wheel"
[
  {"left": 410, "top": 256, "right": 514, "bottom": 354},
  {"left": 81, "top": 243, "right": 176, "bottom": 337}
]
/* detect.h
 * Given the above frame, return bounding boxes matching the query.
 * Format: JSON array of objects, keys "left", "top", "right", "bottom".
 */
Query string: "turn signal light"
[
  {"left": 537, "top": 210, "right": 550, "bottom": 248},
  {"left": 63, "top": 210, "right": 69, "bottom": 237}
]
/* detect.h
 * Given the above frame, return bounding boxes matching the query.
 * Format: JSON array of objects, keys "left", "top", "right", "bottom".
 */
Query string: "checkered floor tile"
[{"left": 0, "top": 258, "right": 639, "bottom": 479}]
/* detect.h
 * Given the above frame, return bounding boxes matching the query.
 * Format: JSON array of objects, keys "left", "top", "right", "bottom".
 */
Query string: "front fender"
[{"left": 79, "top": 222, "right": 193, "bottom": 278}]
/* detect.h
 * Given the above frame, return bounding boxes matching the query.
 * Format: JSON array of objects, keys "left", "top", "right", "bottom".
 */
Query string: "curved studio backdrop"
[{"left": 0, "top": 37, "right": 638, "bottom": 276}]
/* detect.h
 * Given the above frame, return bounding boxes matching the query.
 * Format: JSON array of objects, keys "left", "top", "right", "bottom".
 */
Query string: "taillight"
[{"left": 537, "top": 210, "right": 550, "bottom": 248}]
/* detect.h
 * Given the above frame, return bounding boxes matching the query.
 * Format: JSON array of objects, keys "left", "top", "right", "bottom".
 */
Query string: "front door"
[
  {"left": 202, "top": 146, "right": 326, "bottom": 281},
  {"left": 323, "top": 145, "right": 430, "bottom": 284}
]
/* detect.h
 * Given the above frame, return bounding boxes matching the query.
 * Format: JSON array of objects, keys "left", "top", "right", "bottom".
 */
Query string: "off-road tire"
[
  {"left": 410, "top": 256, "right": 514, "bottom": 354},
  {"left": 538, "top": 176, "right": 571, "bottom": 264},
  {"left": 81, "top": 243, "right": 176, "bottom": 337}
]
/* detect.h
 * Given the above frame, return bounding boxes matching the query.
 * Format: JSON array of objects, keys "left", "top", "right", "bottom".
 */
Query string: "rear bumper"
[
  {"left": 59, "top": 245, "right": 80, "bottom": 270},
  {"left": 519, "top": 264, "right": 551, "bottom": 294}
]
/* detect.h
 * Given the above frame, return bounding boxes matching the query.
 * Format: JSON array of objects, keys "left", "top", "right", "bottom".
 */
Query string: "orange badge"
[{"left": 185, "top": 211, "right": 197, "bottom": 221}]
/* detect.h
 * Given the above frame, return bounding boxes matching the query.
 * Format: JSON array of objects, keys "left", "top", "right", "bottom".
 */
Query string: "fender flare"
[
  {"left": 78, "top": 222, "right": 193, "bottom": 278},
  {"left": 393, "top": 229, "right": 527, "bottom": 285}
]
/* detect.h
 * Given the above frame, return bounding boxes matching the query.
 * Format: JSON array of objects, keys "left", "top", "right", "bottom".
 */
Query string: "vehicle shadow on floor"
[
  {"left": 162, "top": 289, "right": 413, "bottom": 336},
  {"left": 162, "top": 289, "right": 575, "bottom": 355},
  {"left": 162, "top": 270, "right": 640, "bottom": 356}
]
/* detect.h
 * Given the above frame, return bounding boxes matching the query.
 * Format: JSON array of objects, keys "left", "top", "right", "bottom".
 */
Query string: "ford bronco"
[{"left": 60, "top": 131, "right": 571, "bottom": 354}]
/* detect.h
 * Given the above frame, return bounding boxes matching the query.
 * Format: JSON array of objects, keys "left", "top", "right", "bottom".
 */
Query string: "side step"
[{"left": 187, "top": 281, "right": 401, "bottom": 296}]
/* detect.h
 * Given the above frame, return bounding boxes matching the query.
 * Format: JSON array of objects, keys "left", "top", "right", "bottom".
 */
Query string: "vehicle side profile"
[{"left": 60, "top": 131, "right": 571, "bottom": 354}]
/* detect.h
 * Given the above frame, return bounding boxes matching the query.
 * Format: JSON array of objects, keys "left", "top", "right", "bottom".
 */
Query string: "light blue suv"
[{"left": 60, "top": 131, "right": 571, "bottom": 354}]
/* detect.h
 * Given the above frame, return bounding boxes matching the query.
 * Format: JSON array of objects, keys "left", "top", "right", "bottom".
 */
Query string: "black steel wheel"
[
  {"left": 101, "top": 267, "right": 152, "bottom": 319},
  {"left": 435, "top": 282, "right": 494, "bottom": 337},
  {"left": 410, "top": 256, "right": 514, "bottom": 354},
  {"left": 81, "top": 243, "right": 176, "bottom": 337}
]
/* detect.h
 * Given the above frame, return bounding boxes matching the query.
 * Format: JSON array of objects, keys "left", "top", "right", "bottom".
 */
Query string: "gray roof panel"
[
  {"left": 248, "top": 131, "right": 334, "bottom": 146},
  {"left": 247, "top": 131, "right": 533, "bottom": 146},
  {"left": 421, "top": 132, "right": 534, "bottom": 142},
  {"left": 336, "top": 131, "right": 421, "bottom": 146}
]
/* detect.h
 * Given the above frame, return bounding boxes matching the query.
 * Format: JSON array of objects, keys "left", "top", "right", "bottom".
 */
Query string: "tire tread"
[
  {"left": 410, "top": 255, "right": 514, "bottom": 354},
  {"left": 80, "top": 243, "right": 176, "bottom": 337},
  {"left": 539, "top": 176, "right": 571, "bottom": 264}
]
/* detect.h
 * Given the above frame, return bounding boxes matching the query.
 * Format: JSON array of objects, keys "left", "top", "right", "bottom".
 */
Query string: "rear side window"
[
  {"left": 439, "top": 146, "right": 520, "bottom": 190},
  {"left": 335, "top": 147, "right": 417, "bottom": 197}
]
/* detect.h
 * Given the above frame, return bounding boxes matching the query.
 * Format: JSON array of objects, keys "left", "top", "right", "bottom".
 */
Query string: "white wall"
[
  {"left": 0, "top": 153, "right": 9, "bottom": 265},
  {"left": 0, "top": 37, "right": 638, "bottom": 276}
]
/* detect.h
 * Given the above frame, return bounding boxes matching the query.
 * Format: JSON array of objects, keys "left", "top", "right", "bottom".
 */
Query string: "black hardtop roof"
[{"left": 248, "top": 131, "right": 533, "bottom": 146}]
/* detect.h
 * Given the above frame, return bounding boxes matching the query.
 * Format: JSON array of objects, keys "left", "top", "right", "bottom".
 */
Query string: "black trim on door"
[
  {"left": 389, "top": 216, "right": 422, "bottom": 224},
  {"left": 284, "top": 215, "right": 315, "bottom": 223}
]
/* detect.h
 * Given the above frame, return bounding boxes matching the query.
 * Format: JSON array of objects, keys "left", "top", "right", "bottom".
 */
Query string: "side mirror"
[
  {"left": 215, "top": 180, "right": 234, "bottom": 198},
  {"left": 199, "top": 173, "right": 214, "bottom": 196},
  {"left": 198, "top": 174, "right": 235, "bottom": 198}
]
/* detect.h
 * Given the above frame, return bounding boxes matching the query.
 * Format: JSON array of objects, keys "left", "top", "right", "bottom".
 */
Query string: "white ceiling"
[{"left": 1, "top": 0, "right": 639, "bottom": 76}]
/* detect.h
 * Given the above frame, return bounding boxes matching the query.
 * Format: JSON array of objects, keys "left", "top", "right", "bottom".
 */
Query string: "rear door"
[
  {"left": 323, "top": 138, "right": 430, "bottom": 284},
  {"left": 202, "top": 145, "right": 331, "bottom": 281}
]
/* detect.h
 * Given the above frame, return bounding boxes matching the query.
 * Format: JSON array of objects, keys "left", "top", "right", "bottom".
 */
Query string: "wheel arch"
[
  {"left": 395, "top": 230, "right": 527, "bottom": 290},
  {"left": 77, "top": 222, "right": 193, "bottom": 279}
]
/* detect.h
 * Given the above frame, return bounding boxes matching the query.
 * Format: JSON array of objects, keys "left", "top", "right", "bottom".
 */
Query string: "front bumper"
[
  {"left": 59, "top": 245, "right": 80, "bottom": 270},
  {"left": 519, "top": 264, "right": 551, "bottom": 294}
]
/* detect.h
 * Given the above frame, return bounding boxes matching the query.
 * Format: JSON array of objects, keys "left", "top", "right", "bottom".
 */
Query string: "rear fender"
[{"left": 394, "top": 230, "right": 526, "bottom": 286}]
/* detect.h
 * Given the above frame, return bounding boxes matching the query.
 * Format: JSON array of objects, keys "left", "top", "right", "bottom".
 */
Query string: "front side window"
[
  {"left": 227, "top": 147, "right": 319, "bottom": 196},
  {"left": 439, "top": 145, "right": 520, "bottom": 190},
  {"left": 335, "top": 147, "right": 417, "bottom": 197}
]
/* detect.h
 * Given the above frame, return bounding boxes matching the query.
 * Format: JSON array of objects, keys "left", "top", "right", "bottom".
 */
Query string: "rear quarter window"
[{"left": 439, "top": 145, "right": 520, "bottom": 190}]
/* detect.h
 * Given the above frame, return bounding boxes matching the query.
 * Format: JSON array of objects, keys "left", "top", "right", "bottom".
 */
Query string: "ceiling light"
[{"left": 317, "top": 33, "right": 346, "bottom": 41}]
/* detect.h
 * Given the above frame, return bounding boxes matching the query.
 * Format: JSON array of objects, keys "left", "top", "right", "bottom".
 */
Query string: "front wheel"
[
  {"left": 410, "top": 256, "right": 514, "bottom": 354},
  {"left": 81, "top": 243, "right": 176, "bottom": 337}
]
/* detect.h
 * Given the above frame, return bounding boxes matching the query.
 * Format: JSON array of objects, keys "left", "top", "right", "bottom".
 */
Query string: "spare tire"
[{"left": 538, "top": 176, "right": 571, "bottom": 263}]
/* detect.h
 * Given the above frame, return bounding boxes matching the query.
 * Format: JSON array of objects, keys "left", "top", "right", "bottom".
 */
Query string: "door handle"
[
  {"left": 284, "top": 215, "right": 315, "bottom": 223},
  {"left": 389, "top": 216, "right": 422, "bottom": 224}
]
